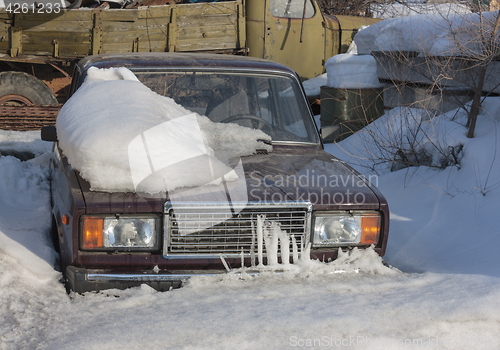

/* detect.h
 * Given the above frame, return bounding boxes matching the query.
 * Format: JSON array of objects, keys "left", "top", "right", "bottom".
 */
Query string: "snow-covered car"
[{"left": 42, "top": 53, "right": 389, "bottom": 293}]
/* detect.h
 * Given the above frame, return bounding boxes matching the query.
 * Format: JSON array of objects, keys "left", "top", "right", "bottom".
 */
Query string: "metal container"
[{"left": 320, "top": 86, "right": 384, "bottom": 141}]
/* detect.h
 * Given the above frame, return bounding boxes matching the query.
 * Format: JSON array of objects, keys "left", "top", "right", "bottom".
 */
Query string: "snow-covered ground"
[{"left": 1, "top": 95, "right": 500, "bottom": 349}]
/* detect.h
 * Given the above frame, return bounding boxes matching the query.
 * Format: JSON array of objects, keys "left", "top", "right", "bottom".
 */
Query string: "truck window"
[{"left": 270, "top": 0, "right": 315, "bottom": 19}]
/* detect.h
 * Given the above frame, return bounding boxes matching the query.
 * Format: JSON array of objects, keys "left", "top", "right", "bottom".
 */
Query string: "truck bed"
[{"left": 0, "top": 0, "right": 245, "bottom": 61}]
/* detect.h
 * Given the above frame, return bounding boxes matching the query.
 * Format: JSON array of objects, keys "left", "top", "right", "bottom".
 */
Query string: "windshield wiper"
[{"left": 257, "top": 139, "right": 273, "bottom": 145}]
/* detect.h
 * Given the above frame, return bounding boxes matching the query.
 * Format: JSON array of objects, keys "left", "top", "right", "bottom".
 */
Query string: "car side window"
[{"left": 270, "top": 0, "right": 315, "bottom": 19}]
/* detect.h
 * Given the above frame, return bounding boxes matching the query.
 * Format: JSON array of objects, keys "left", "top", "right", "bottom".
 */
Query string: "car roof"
[{"left": 78, "top": 52, "right": 297, "bottom": 75}]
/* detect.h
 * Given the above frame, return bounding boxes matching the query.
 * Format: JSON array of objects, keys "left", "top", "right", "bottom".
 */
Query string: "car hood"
[
  {"left": 78, "top": 146, "right": 382, "bottom": 214},
  {"left": 240, "top": 147, "right": 380, "bottom": 210}
]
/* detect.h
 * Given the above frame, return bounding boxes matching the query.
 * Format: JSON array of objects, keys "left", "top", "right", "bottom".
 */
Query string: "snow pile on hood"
[
  {"left": 56, "top": 67, "right": 271, "bottom": 194},
  {"left": 325, "top": 54, "right": 382, "bottom": 89},
  {"left": 353, "top": 11, "right": 500, "bottom": 56}
]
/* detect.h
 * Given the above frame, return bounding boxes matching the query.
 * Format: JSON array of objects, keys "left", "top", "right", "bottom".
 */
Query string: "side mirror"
[
  {"left": 41, "top": 125, "right": 58, "bottom": 142},
  {"left": 321, "top": 125, "right": 340, "bottom": 143}
]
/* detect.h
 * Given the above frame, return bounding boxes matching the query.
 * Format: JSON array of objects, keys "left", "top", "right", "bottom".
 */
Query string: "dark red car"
[{"left": 42, "top": 53, "right": 389, "bottom": 293}]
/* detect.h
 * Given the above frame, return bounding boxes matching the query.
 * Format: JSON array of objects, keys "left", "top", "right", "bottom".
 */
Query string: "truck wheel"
[{"left": 0, "top": 71, "right": 59, "bottom": 106}]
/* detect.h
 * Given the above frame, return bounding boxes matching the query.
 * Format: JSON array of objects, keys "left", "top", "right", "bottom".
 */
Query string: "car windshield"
[{"left": 133, "top": 69, "right": 319, "bottom": 144}]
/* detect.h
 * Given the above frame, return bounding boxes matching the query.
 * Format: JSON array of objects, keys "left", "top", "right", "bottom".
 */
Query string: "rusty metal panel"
[{"left": 0, "top": 105, "right": 61, "bottom": 131}]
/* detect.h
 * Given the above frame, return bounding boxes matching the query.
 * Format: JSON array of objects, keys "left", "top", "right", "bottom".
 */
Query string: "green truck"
[{"left": 0, "top": 0, "right": 378, "bottom": 129}]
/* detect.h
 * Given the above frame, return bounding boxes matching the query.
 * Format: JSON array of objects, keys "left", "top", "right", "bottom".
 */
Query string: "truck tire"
[{"left": 0, "top": 71, "right": 59, "bottom": 106}]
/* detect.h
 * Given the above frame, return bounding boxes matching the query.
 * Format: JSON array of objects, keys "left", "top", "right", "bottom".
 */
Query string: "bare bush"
[
  {"left": 370, "top": 11, "right": 500, "bottom": 138},
  {"left": 331, "top": 103, "right": 465, "bottom": 173},
  {"left": 331, "top": 9, "right": 500, "bottom": 173},
  {"left": 317, "top": 0, "right": 376, "bottom": 16}
]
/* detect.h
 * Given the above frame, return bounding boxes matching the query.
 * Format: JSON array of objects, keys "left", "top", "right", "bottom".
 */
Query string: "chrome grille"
[{"left": 164, "top": 203, "right": 311, "bottom": 257}]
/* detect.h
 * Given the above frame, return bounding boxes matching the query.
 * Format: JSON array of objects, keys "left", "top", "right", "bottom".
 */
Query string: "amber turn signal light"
[
  {"left": 82, "top": 217, "right": 104, "bottom": 249},
  {"left": 360, "top": 215, "right": 381, "bottom": 245},
  {"left": 62, "top": 214, "right": 70, "bottom": 225}
]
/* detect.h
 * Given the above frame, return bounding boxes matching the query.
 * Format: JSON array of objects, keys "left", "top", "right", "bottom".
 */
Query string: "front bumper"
[
  {"left": 67, "top": 247, "right": 385, "bottom": 293},
  {"left": 66, "top": 266, "right": 255, "bottom": 293}
]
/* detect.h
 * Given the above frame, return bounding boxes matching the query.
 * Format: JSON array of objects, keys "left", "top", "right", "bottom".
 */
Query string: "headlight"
[
  {"left": 81, "top": 215, "right": 160, "bottom": 251},
  {"left": 313, "top": 212, "right": 380, "bottom": 248}
]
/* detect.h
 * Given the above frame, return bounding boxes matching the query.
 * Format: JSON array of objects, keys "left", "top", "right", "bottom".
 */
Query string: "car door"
[{"left": 263, "top": 0, "right": 326, "bottom": 80}]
